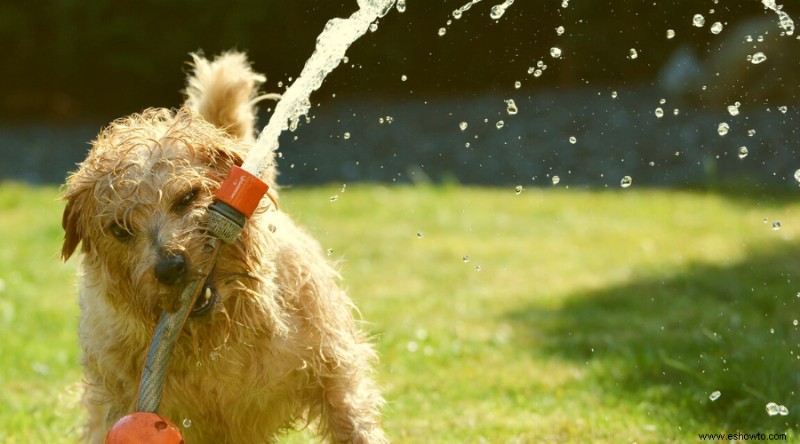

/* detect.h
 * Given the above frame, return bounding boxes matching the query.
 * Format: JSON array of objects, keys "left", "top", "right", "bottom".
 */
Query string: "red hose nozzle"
[{"left": 207, "top": 166, "right": 269, "bottom": 243}]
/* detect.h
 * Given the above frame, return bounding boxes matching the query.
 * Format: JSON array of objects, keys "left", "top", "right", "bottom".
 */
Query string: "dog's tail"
[{"left": 184, "top": 51, "right": 279, "bottom": 143}]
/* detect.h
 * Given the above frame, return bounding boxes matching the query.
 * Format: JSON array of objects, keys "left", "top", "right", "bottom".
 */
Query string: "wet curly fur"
[{"left": 62, "top": 52, "right": 387, "bottom": 443}]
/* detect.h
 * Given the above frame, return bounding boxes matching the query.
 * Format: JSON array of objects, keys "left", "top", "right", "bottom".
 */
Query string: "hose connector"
[{"left": 207, "top": 165, "right": 269, "bottom": 243}]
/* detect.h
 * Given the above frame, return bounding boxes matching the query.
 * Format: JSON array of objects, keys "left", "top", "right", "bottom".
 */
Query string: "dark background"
[{"left": 1, "top": 1, "right": 798, "bottom": 187}]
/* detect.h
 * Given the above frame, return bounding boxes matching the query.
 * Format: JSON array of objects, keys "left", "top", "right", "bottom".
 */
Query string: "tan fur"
[{"left": 62, "top": 52, "right": 387, "bottom": 443}]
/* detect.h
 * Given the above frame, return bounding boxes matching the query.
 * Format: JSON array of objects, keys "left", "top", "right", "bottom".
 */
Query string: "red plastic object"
[
  {"left": 214, "top": 165, "right": 269, "bottom": 218},
  {"left": 105, "top": 412, "right": 185, "bottom": 444}
]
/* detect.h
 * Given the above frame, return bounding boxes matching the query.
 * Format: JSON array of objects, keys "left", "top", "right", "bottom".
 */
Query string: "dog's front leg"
[{"left": 319, "top": 361, "right": 389, "bottom": 444}]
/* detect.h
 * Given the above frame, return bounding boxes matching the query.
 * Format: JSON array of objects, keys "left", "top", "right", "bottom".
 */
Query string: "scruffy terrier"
[{"left": 61, "top": 52, "right": 387, "bottom": 443}]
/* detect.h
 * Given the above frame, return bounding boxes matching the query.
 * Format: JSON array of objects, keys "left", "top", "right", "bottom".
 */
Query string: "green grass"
[{"left": 2, "top": 182, "right": 799, "bottom": 443}]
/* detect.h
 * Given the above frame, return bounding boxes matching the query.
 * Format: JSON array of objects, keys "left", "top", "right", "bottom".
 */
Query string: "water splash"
[
  {"left": 762, "top": 0, "right": 795, "bottom": 36},
  {"left": 242, "top": 0, "right": 397, "bottom": 179}
]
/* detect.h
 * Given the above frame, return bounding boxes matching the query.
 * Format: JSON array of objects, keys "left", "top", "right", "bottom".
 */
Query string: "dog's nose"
[{"left": 154, "top": 252, "right": 188, "bottom": 285}]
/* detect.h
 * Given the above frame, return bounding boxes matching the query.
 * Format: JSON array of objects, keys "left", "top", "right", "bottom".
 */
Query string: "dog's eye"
[
  {"left": 173, "top": 188, "right": 200, "bottom": 212},
  {"left": 109, "top": 223, "right": 133, "bottom": 241}
]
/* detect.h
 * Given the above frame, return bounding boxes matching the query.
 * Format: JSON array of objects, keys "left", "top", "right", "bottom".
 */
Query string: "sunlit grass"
[{"left": 2, "top": 182, "right": 798, "bottom": 443}]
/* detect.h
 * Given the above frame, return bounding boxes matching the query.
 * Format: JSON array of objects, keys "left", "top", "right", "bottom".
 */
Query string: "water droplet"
[
  {"left": 438, "top": 27, "right": 447, "bottom": 37},
  {"left": 748, "top": 129, "right": 756, "bottom": 137},
  {"left": 496, "top": 120, "right": 505, "bottom": 129},
  {"left": 489, "top": 3, "right": 508, "bottom": 20},
  {"left": 794, "top": 169, "right": 800, "bottom": 183},
  {"left": 533, "top": 69, "right": 543, "bottom": 78},
  {"left": 515, "top": 185, "right": 524, "bottom": 195},
  {"left": 620, "top": 176, "right": 633, "bottom": 188},
  {"left": 569, "top": 136, "right": 577, "bottom": 144},
  {"left": 550, "top": 47, "right": 562, "bottom": 58},
  {"left": 417, "top": 232, "right": 424, "bottom": 238},
  {"left": 693, "top": 14, "right": 706, "bottom": 27},
  {"left": 459, "top": 122, "right": 468, "bottom": 131},
  {"left": 654, "top": 107, "right": 664, "bottom": 118},
  {"left": 738, "top": 146, "right": 748, "bottom": 159},
  {"left": 779, "top": 405, "right": 790, "bottom": 416},
  {"left": 750, "top": 52, "right": 767, "bottom": 64},
  {"left": 709, "top": 391, "right": 721, "bottom": 401},
  {"left": 475, "top": 265, "right": 482, "bottom": 271},
  {"left": 772, "top": 221, "right": 782, "bottom": 231},
  {"left": 717, "top": 122, "right": 729, "bottom": 136},
  {"left": 326, "top": 248, "right": 333, "bottom": 256},
  {"left": 556, "top": 25, "right": 565, "bottom": 35},
  {"left": 673, "top": 108, "right": 680, "bottom": 116},
  {"left": 182, "top": 418, "right": 192, "bottom": 428},
  {"left": 766, "top": 402, "right": 781, "bottom": 416},
  {"left": 611, "top": 91, "right": 618, "bottom": 99},
  {"left": 401, "top": 74, "right": 408, "bottom": 82},
  {"left": 514, "top": 80, "right": 522, "bottom": 89},
  {"left": 452, "top": 9, "right": 463, "bottom": 19},
  {"left": 552, "top": 175, "right": 561, "bottom": 185},
  {"left": 505, "top": 99, "right": 518, "bottom": 115},
  {"left": 369, "top": 22, "right": 378, "bottom": 33},
  {"left": 727, "top": 104, "right": 739, "bottom": 116},
  {"left": 666, "top": 29, "right": 676, "bottom": 39},
  {"left": 778, "top": 105, "right": 788, "bottom": 114},
  {"left": 561, "top": 0, "right": 569, "bottom": 7},
  {"left": 793, "top": 319, "right": 798, "bottom": 326},
  {"left": 329, "top": 195, "right": 338, "bottom": 202},
  {"left": 628, "top": 48, "right": 638, "bottom": 59},
  {"left": 396, "top": 0, "right": 406, "bottom": 13},
  {"left": 659, "top": 98, "right": 666, "bottom": 105},
  {"left": 463, "top": 255, "right": 470, "bottom": 263},
  {"left": 710, "top": 22, "right": 723, "bottom": 34},
  {"left": 343, "top": 132, "right": 351, "bottom": 140}
]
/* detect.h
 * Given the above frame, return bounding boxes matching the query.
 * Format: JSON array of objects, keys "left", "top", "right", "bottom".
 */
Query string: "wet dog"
[{"left": 62, "top": 52, "right": 387, "bottom": 443}]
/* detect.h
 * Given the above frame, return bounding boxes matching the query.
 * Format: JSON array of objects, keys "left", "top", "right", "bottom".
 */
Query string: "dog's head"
[{"left": 62, "top": 107, "right": 261, "bottom": 321}]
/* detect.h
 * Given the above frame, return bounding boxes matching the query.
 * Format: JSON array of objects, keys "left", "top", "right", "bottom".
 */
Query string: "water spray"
[{"left": 105, "top": 1, "right": 396, "bottom": 442}]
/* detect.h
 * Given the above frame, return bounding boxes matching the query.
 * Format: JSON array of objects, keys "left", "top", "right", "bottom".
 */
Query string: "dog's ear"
[{"left": 61, "top": 183, "right": 90, "bottom": 261}]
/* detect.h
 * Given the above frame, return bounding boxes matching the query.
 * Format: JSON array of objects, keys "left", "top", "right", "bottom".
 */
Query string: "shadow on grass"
[{"left": 506, "top": 241, "right": 800, "bottom": 434}]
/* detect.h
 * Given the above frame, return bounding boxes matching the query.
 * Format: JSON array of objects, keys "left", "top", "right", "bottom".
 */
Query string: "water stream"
[{"left": 242, "top": 0, "right": 396, "bottom": 180}]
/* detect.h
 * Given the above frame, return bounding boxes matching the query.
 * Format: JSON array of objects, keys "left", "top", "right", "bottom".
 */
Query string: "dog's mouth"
[{"left": 190, "top": 268, "right": 219, "bottom": 317}]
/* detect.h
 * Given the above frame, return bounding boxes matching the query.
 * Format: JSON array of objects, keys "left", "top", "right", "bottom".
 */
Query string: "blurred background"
[{"left": 1, "top": 0, "right": 799, "bottom": 187}]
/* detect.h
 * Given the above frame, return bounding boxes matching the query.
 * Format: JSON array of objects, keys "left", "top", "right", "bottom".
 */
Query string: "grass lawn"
[{"left": 1, "top": 181, "right": 798, "bottom": 443}]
